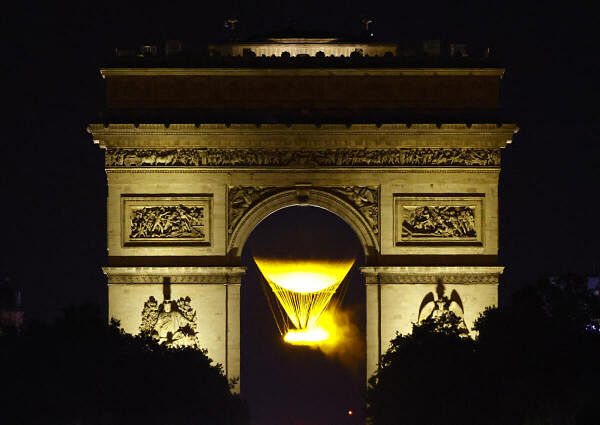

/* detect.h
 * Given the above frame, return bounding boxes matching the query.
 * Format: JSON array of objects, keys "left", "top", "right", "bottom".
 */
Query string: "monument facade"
[{"left": 90, "top": 37, "right": 516, "bottom": 390}]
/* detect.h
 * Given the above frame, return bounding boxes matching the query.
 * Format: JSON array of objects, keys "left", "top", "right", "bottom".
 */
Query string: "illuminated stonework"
[
  {"left": 91, "top": 37, "right": 516, "bottom": 391},
  {"left": 209, "top": 37, "right": 397, "bottom": 57},
  {"left": 122, "top": 196, "right": 211, "bottom": 246},
  {"left": 417, "top": 283, "right": 467, "bottom": 330},
  {"left": 130, "top": 206, "right": 205, "bottom": 239},
  {"left": 227, "top": 185, "right": 379, "bottom": 237},
  {"left": 105, "top": 147, "right": 501, "bottom": 168},
  {"left": 394, "top": 195, "right": 483, "bottom": 246},
  {"left": 402, "top": 206, "right": 476, "bottom": 239},
  {"left": 140, "top": 295, "right": 199, "bottom": 347}
]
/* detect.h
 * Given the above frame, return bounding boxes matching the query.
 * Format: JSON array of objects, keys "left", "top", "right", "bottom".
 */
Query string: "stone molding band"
[
  {"left": 361, "top": 266, "right": 504, "bottom": 284},
  {"left": 103, "top": 266, "right": 502, "bottom": 284},
  {"left": 103, "top": 266, "right": 246, "bottom": 284}
]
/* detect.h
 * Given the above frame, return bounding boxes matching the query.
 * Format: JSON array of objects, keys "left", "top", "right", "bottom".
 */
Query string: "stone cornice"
[
  {"left": 100, "top": 68, "right": 505, "bottom": 78},
  {"left": 89, "top": 123, "right": 518, "bottom": 150},
  {"left": 103, "top": 266, "right": 246, "bottom": 284},
  {"left": 361, "top": 266, "right": 504, "bottom": 284}
]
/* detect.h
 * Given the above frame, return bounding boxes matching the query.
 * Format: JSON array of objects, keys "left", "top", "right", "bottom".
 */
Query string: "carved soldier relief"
[
  {"left": 140, "top": 296, "right": 198, "bottom": 347},
  {"left": 106, "top": 147, "right": 501, "bottom": 168},
  {"left": 130, "top": 205, "right": 205, "bottom": 239},
  {"left": 402, "top": 206, "right": 476, "bottom": 239},
  {"left": 394, "top": 195, "right": 483, "bottom": 245},
  {"left": 122, "top": 196, "right": 211, "bottom": 245}
]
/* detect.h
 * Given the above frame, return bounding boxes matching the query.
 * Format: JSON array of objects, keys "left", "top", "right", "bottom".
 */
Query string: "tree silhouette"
[
  {"left": 0, "top": 304, "right": 249, "bottom": 425},
  {"left": 367, "top": 276, "right": 600, "bottom": 425}
]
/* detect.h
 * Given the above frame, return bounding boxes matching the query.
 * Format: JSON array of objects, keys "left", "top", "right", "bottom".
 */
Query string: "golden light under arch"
[
  {"left": 254, "top": 258, "right": 354, "bottom": 293},
  {"left": 254, "top": 257, "right": 355, "bottom": 345}
]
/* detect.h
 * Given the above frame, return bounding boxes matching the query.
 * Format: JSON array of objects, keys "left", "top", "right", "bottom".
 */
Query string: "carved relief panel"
[
  {"left": 227, "top": 185, "right": 379, "bottom": 239},
  {"left": 140, "top": 295, "right": 199, "bottom": 347},
  {"left": 122, "top": 195, "right": 212, "bottom": 246},
  {"left": 105, "top": 147, "right": 501, "bottom": 168},
  {"left": 394, "top": 194, "right": 483, "bottom": 246}
]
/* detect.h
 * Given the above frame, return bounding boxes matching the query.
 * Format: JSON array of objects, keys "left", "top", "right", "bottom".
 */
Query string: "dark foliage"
[
  {"left": 0, "top": 304, "right": 248, "bottom": 425},
  {"left": 367, "top": 276, "right": 600, "bottom": 425}
]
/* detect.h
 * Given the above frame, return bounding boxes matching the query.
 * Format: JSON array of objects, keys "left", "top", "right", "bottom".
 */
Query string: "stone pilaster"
[
  {"left": 103, "top": 266, "right": 245, "bottom": 391},
  {"left": 362, "top": 266, "right": 503, "bottom": 381}
]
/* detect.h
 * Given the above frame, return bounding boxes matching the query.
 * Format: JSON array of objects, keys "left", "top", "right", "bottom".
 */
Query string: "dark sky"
[{"left": 1, "top": 2, "right": 599, "bottom": 424}]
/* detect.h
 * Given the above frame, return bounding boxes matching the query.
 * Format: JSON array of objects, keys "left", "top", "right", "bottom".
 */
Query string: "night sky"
[{"left": 2, "top": 2, "right": 599, "bottom": 424}]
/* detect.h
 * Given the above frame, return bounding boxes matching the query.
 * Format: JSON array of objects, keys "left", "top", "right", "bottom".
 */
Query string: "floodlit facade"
[{"left": 89, "top": 37, "right": 517, "bottom": 391}]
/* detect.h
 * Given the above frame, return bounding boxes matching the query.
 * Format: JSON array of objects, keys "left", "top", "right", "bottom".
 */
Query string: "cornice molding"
[
  {"left": 89, "top": 123, "right": 518, "bottom": 150},
  {"left": 89, "top": 122, "right": 517, "bottom": 135},
  {"left": 103, "top": 266, "right": 246, "bottom": 284},
  {"left": 100, "top": 68, "right": 506, "bottom": 78},
  {"left": 361, "top": 266, "right": 504, "bottom": 284}
]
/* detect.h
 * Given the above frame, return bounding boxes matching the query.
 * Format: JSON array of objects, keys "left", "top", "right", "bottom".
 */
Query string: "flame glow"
[
  {"left": 284, "top": 328, "right": 330, "bottom": 344},
  {"left": 254, "top": 257, "right": 354, "bottom": 344},
  {"left": 254, "top": 258, "right": 354, "bottom": 293}
]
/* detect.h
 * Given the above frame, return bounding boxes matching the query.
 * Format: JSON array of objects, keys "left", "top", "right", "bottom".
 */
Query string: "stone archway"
[
  {"left": 227, "top": 187, "right": 379, "bottom": 262},
  {"left": 93, "top": 123, "right": 514, "bottom": 393},
  {"left": 238, "top": 205, "right": 367, "bottom": 425},
  {"left": 91, "top": 41, "right": 517, "bottom": 414}
]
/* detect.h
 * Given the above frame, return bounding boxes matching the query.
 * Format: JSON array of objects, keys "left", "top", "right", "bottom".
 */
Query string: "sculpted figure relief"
[
  {"left": 228, "top": 186, "right": 279, "bottom": 234},
  {"left": 401, "top": 206, "right": 476, "bottom": 239},
  {"left": 106, "top": 149, "right": 204, "bottom": 167},
  {"left": 140, "top": 296, "right": 198, "bottom": 347},
  {"left": 106, "top": 148, "right": 500, "bottom": 168},
  {"left": 130, "top": 205, "right": 205, "bottom": 239},
  {"left": 227, "top": 185, "right": 379, "bottom": 236},
  {"left": 418, "top": 284, "right": 468, "bottom": 333},
  {"left": 330, "top": 186, "right": 379, "bottom": 234}
]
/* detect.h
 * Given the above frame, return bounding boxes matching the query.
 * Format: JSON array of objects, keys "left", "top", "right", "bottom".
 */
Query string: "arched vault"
[{"left": 227, "top": 188, "right": 379, "bottom": 263}]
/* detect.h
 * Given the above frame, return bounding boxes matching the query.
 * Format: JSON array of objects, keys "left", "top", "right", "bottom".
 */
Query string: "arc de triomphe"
[{"left": 89, "top": 38, "right": 516, "bottom": 391}]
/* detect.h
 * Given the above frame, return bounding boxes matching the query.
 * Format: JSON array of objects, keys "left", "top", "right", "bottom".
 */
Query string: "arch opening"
[
  {"left": 228, "top": 188, "right": 379, "bottom": 263},
  {"left": 240, "top": 206, "right": 366, "bottom": 425}
]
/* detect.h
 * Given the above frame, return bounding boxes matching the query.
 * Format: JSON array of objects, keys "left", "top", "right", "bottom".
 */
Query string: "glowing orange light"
[
  {"left": 254, "top": 258, "right": 354, "bottom": 293},
  {"left": 254, "top": 258, "right": 354, "bottom": 345},
  {"left": 348, "top": 410, "right": 353, "bottom": 416},
  {"left": 284, "top": 327, "right": 330, "bottom": 344}
]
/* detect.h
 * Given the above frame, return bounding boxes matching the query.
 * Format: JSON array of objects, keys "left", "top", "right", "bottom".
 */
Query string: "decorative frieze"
[
  {"left": 394, "top": 195, "right": 483, "bottom": 245},
  {"left": 227, "top": 185, "right": 379, "bottom": 236},
  {"left": 122, "top": 196, "right": 211, "bottom": 246},
  {"left": 105, "top": 147, "right": 501, "bottom": 168}
]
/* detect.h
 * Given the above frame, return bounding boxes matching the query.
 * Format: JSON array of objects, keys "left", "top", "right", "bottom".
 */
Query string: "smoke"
[{"left": 313, "top": 308, "right": 364, "bottom": 372}]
